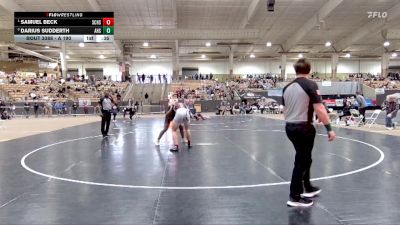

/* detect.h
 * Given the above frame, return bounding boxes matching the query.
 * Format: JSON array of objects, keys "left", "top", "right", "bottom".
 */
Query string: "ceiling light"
[
  {"left": 325, "top": 41, "right": 332, "bottom": 47},
  {"left": 266, "top": 42, "right": 272, "bottom": 47},
  {"left": 45, "top": 45, "right": 50, "bottom": 49},
  {"left": 79, "top": 43, "right": 85, "bottom": 47},
  {"left": 205, "top": 42, "right": 211, "bottom": 47},
  {"left": 201, "top": 54, "right": 206, "bottom": 59},
  {"left": 392, "top": 53, "right": 398, "bottom": 57},
  {"left": 143, "top": 42, "right": 149, "bottom": 47},
  {"left": 250, "top": 53, "right": 256, "bottom": 58},
  {"left": 298, "top": 53, "right": 303, "bottom": 58},
  {"left": 345, "top": 53, "right": 351, "bottom": 58},
  {"left": 150, "top": 55, "right": 157, "bottom": 59},
  {"left": 66, "top": 55, "right": 70, "bottom": 59},
  {"left": 383, "top": 41, "right": 390, "bottom": 47},
  {"left": 99, "top": 55, "right": 105, "bottom": 59}
]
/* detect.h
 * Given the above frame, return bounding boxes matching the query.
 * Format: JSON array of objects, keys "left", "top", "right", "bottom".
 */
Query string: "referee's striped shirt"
[{"left": 282, "top": 77, "right": 322, "bottom": 124}]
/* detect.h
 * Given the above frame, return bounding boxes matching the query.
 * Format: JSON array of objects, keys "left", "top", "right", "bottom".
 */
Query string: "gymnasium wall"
[
  {"left": 68, "top": 62, "right": 122, "bottom": 81},
  {"left": 129, "top": 61, "right": 173, "bottom": 75},
  {"left": 66, "top": 59, "right": 400, "bottom": 81}
]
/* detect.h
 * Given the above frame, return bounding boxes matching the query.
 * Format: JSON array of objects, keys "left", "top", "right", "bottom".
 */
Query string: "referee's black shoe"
[
  {"left": 301, "top": 186, "right": 321, "bottom": 198},
  {"left": 287, "top": 197, "right": 313, "bottom": 207}
]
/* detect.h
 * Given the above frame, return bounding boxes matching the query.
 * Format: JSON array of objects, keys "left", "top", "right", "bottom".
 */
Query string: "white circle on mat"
[{"left": 21, "top": 130, "right": 384, "bottom": 190}]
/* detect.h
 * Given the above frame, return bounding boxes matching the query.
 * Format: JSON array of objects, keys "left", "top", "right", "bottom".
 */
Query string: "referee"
[
  {"left": 283, "top": 58, "right": 336, "bottom": 207},
  {"left": 99, "top": 92, "right": 114, "bottom": 138}
]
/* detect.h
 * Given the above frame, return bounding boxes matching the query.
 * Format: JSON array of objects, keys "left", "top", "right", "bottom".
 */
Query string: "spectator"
[
  {"left": 233, "top": 103, "right": 240, "bottom": 115},
  {"left": 127, "top": 98, "right": 135, "bottom": 120},
  {"left": 9, "top": 102, "right": 16, "bottom": 118},
  {"left": 111, "top": 103, "right": 119, "bottom": 122},
  {"left": 223, "top": 102, "right": 233, "bottom": 115},
  {"left": 245, "top": 103, "right": 253, "bottom": 114},
  {"left": 44, "top": 101, "right": 53, "bottom": 117},
  {"left": 23, "top": 101, "right": 30, "bottom": 118},
  {"left": 134, "top": 101, "right": 140, "bottom": 115},
  {"left": 33, "top": 101, "right": 39, "bottom": 118},
  {"left": 83, "top": 101, "right": 89, "bottom": 114},
  {"left": 382, "top": 95, "right": 399, "bottom": 130},
  {"left": 1, "top": 110, "right": 11, "bottom": 120},
  {"left": 240, "top": 102, "right": 246, "bottom": 115},
  {"left": 0, "top": 100, "right": 5, "bottom": 114},
  {"left": 339, "top": 100, "right": 353, "bottom": 125},
  {"left": 72, "top": 102, "right": 78, "bottom": 115}
]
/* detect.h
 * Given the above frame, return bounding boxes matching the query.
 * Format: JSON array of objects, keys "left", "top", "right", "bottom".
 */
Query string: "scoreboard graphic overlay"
[{"left": 14, "top": 12, "right": 114, "bottom": 43}]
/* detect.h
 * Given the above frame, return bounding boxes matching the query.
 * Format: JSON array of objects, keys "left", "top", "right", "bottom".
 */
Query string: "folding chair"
[
  {"left": 365, "top": 109, "right": 381, "bottom": 128},
  {"left": 328, "top": 108, "right": 338, "bottom": 122},
  {"left": 349, "top": 109, "right": 363, "bottom": 126}
]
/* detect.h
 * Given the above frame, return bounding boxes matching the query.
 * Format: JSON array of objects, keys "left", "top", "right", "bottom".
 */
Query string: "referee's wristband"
[{"left": 324, "top": 123, "right": 332, "bottom": 132}]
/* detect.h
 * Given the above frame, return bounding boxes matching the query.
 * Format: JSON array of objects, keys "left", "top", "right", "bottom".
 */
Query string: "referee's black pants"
[
  {"left": 359, "top": 107, "right": 366, "bottom": 123},
  {"left": 285, "top": 123, "right": 316, "bottom": 199},
  {"left": 101, "top": 110, "right": 112, "bottom": 136}
]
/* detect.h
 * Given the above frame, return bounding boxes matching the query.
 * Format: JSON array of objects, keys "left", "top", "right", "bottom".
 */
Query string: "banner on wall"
[
  {"left": 39, "top": 61, "right": 58, "bottom": 69},
  {"left": 240, "top": 92, "right": 262, "bottom": 99},
  {"left": 323, "top": 99, "right": 336, "bottom": 107},
  {"left": 375, "top": 88, "right": 385, "bottom": 94},
  {"left": 321, "top": 81, "right": 332, "bottom": 87},
  {"left": 78, "top": 99, "right": 91, "bottom": 107},
  {"left": 335, "top": 99, "right": 344, "bottom": 107},
  {"left": 322, "top": 99, "right": 344, "bottom": 107},
  {"left": 268, "top": 89, "right": 283, "bottom": 96}
]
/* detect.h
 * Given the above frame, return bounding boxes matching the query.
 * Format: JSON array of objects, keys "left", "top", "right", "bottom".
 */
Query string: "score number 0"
[
  {"left": 102, "top": 18, "right": 114, "bottom": 35},
  {"left": 103, "top": 18, "right": 114, "bottom": 26}
]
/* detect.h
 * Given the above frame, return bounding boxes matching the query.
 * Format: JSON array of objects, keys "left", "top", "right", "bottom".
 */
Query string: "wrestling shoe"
[
  {"left": 287, "top": 197, "right": 313, "bottom": 207},
  {"left": 170, "top": 145, "right": 179, "bottom": 152},
  {"left": 187, "top": 140, "right": 192, "bottom": 148},
  {"left": 301, "top": 186, "right": 321, "bottom": 198},
  {"left": 155, "top": 140, "right": 160, "bottom": 146}
]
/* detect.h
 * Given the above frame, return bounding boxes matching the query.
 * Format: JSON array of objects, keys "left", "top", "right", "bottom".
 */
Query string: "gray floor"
[{"left": 0, "top": 116, "right": 399, "bottom": 224}]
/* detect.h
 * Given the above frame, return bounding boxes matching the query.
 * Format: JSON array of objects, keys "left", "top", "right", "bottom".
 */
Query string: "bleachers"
[
  {"left": 123, "top": 83, "right": 144, "bottom": 102},
  {"left": 0, "top": 83, "right": 68, "bottom": 102},
  {"left": 170, "top": 80, "right": 216, "bottom": 93},
  {"left": 66, "top": 81, "right": 128, "bottom": 102},
  {"left": 123, "top": 83, "right": 165, "bottom": 104},
  {"left": 66, "top": 82, "right": 99, "bottom": 102},
  {"left": 0, "top": 81, "right": 129, "bottom": 103},
  {"left": 149, "top": 84, "right": 164, "bottom": 104},
  {"left": 169, "top": 80, "right": 222, "bottom": 100}
]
